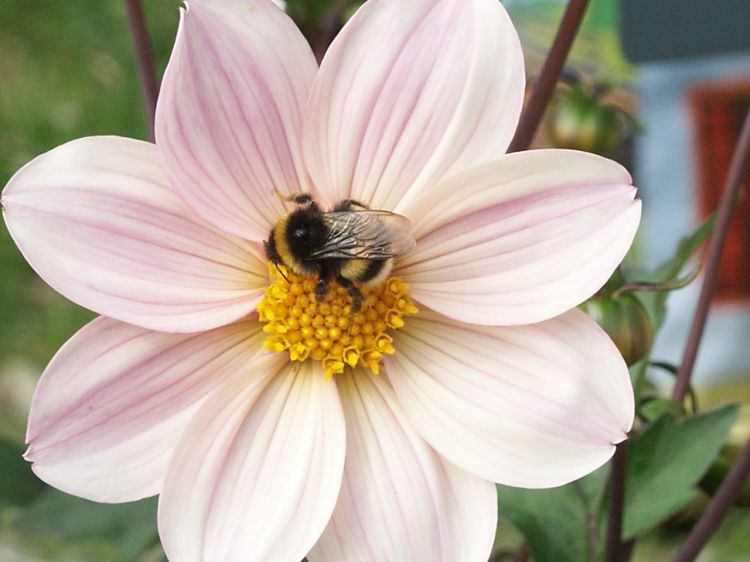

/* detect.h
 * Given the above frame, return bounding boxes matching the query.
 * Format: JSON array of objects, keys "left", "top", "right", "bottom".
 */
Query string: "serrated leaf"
[
  {"left": 15, "top": 489, "right": 159, "bottom": 561},
  {"left": 498, "top": 482, "right": 591, "bottom": 562},
  {"left": 623, "top": 404, "right": 738, "bottom": 538},
  {"left": 0, "top": 438, "right": 45, "bottom": 508}
]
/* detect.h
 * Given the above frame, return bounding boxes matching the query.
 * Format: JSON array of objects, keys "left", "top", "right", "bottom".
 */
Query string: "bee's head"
[{"left": 286, "top": 208, "right": 326, "bottom": 261}]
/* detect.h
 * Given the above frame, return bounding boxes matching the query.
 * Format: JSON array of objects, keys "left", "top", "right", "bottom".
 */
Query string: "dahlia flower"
[{"left": 1, "top": 0, "right": 641, "bottom": 560}]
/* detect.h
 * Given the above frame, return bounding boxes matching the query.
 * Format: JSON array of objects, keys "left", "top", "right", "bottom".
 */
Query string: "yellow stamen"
[{"left": 257, "top": 264, "right": 418, "bottom": 378}]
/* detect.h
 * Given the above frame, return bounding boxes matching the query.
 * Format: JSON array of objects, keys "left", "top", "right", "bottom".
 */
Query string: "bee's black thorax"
[{"left": 285, "top": 205, "right": 327, "bottom": 263}]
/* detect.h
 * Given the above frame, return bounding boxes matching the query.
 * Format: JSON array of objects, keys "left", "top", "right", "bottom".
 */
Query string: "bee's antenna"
[
  {"left": 273, "top": 187, "right": 290, "bottom": 204},
  {"left": 273, "top": 188, "right": 314, "bottom": 207},
  {"left": 275, "top": 262, "right": 290, "bottom": 283}
]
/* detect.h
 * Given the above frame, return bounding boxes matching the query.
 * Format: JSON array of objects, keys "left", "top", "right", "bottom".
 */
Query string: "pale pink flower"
[{"left": 1, "top": 0, "right": 641, "bottom": 560}]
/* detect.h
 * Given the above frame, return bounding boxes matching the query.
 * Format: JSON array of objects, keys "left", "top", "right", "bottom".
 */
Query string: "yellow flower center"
[{"left": 257, "top": 265, "right": 418, "bottom": 379}]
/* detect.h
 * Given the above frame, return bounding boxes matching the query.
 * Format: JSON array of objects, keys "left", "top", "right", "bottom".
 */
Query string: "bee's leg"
[
  {"left": 336, "top": 276, "right": 364, "bottom": 312},
  {"left": 314, "top": 277, "right": 329, "bottom": 302},
  {"left": 333, "top": 199, "right": 369, "bottom": 212},
  {"left": 315, "top": 263, "right": 331, "bottom": 303},
  {"left": 263, "top": 231, "right": 282, "bottom": 263}
]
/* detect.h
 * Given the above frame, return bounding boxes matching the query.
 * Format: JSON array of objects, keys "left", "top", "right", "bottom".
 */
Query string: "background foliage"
[{"left": 0, "top": 2, "right": 175, "bottom": 559}]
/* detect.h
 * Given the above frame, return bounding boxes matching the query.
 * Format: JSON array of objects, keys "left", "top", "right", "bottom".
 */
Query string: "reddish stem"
[
  {"left": 124, "top": 0, "right": 159, "bottom": 139},
  {"left": 674, "top": 436, "right": 750, "bottom": 561},
  {"left": 507, "top": 0, "right": 590, "bottom": 153},
  {"left": 605, "top": 442, "right": 628, "bottom": 562},
  {"left": 511, "top": 542, "right": 530, "bottom": 562},
  {"left": 673, "top": 109, "right": 750, "bottom": 403}
]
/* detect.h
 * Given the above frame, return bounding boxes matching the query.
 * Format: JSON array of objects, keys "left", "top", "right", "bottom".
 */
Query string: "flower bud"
[
  {"left": 581, "top": 293, "right": 654, "bottom": 366},
  {"left": 546, "top": 86, "right": 621, "bottom": 154}
]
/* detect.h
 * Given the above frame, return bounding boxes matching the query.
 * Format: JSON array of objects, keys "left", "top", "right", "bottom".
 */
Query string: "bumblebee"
[{"left": 264, "top": 193, "right": 415, "bottom": 310}]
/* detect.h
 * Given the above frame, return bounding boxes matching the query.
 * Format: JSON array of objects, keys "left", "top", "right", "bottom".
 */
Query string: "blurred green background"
[
  {"left": 1, "top": 2, "right": 176, "bottom": 559},
  {"left": 1, "top": 0, "right": 175, "bottom": 370}
]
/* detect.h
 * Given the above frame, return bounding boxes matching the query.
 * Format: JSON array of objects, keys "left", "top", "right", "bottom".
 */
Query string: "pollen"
[{"left": 257, "top": 264, "right": 418, "bottom": 379}]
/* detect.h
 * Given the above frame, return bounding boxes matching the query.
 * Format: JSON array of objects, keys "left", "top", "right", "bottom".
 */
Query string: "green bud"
[
  {"left": 580, "top": 293, "right": 654, "bottom": 366},
  {"left": 546, "top": 86, "right": 622, "bottom": 154}
]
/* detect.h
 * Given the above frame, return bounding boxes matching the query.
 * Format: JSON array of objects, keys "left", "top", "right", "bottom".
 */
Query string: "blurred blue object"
[{"left": 619, "top": 0, "right": 750, "bottom": 63}]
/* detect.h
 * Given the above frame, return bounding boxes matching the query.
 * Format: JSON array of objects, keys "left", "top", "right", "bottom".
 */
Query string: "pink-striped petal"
[
  {"left": 1, "top": 136, "right": 266, "bottom": 333},
  {"left": 25, "top": 316, "right": 264, "bottom": 503},
  {"left": 156, "top": 0, "right": 317, "bottom": 241},
  {"left": 387, "top": 308, "right": 634, "bottom": 488},
  {"left": 309, "top": 373, "right": 497, "bottom": 562},
  {"left": 396, "top": 150, "right": 641, "bottom": 326},
  {"left": 158, "top": 359, "right": 345, "bottom": 562},
  {"left": 303, "top": 0, "right": 524, "bottom": 210}
]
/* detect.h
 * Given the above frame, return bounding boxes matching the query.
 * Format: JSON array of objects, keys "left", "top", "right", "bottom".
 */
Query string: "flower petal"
[
  {"left": 397, "top": 150, "right": 641, "bottom": 326},
  {"left": 25, "top": 316, "right": 264, "bottom": 503},
  {"left": 387, "top": 308, "right": 634, "bottom": 488},
  {"left": 156, "top": 0, "right": 317, "bottom": 240},
  {"left": 309, "top": 373, "right": 496, "bottom": 562},
  {"left": 158, "top": 359, "right": 345, "bottom": 562},
  {"left": 1, "top": 136, "right": 266, "bottom": 332},
  {"left": 303, "top": 0, "right": 524, "bottom": 210}
]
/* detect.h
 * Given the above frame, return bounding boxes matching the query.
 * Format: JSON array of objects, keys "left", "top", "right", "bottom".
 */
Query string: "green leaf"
[
  {"left": 623, "top": 404, "right": 739, "bottom": 538},
  {"left": 573, "top": 465, "right": 610, "bottom": 514},
  {"left": 653, "top": 217, "right": 714, "bottom": 281},
  {"left": 498, "top": 467, "right": 610, "bottom": 562},
  {"left": 0, "top": 438, "right": 45, "bottom": 508},
  {"left": 498, "top": 468, "right": 607, "bottom": 562},
  {"left": 639, "top": 398, "right": 682, "bottom": 423},
  {"left": 633, "top": 216, "right": 714, "bottom": 330},
  {"left": 15, "top": 489, "right": 159, "bottom": 561}
]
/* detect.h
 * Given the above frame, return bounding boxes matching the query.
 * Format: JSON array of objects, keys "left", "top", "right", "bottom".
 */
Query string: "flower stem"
[
  {"left": 672, "top": 108, "right": 750, "bottom": 403},
  {"left": 605, "top": 441, "right": 627, "bottom": 562},
  {"left": 511, "top": 541, "right": 530, "bottom": 562},
  {"left": 612, "top": 266, "right": 700, "bottom": 298},
  {"left": 573, "top": 480, "right": 600, "bottom": 561},
  {"left": 299, "top": 1, "right": 347, "bottom": 63},
  {"left": 507, "top": 0, "right": 590, "bottom": 153},
  {"left": 124, "top": 0, "right": 159, "bottom": 140},
  {"left": 674, "top": 436, "right": 750, "bottom": 561}
]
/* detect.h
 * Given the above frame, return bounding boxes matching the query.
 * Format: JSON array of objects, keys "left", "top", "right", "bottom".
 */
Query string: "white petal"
[
  {"left": 397, "top": 150, "right": 641, "bottom": 326},
  {"left": 158, "top": 359, "right": 346, "bottom": 562},
  {"left": 303, "top": 0, "right": 524, "bottom": 210},
  {"left": 156, "top": 0, "right": 317, "bottom": 240},
  {"left": 25, "top": 317, "right": 264, "bottom": 502},
  {"left": 1, "top": 136, "right": 266, "bottom": 333},
  {"left": 387, "top": 309, "right": 634, "bottom": 488},
  {"left": 309, "top": 372, "right": 497, "bottom": 562}
]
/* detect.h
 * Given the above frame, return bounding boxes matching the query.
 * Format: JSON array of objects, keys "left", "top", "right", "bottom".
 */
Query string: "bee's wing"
[
  {"left": 312, "top": 211, "right": 416, "bottom": 260},
  {"left": 375, "top": 212, "right": 417, "bottom": 255}
]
